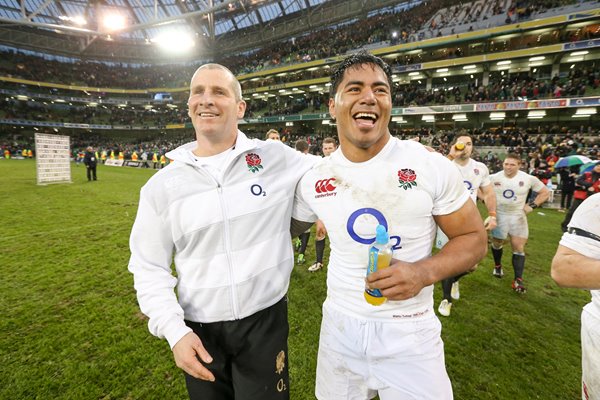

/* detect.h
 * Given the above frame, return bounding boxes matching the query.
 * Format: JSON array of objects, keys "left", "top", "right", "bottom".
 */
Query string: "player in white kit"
[
  {"left": 436, "top": 135, "right": 497, "bottom": 317},
  {"left": 489, "top": 153, "right": 550, "bottom": 293},
  {"left": 291, "top": 51, "right": 488, "bottom": 400},
  {"left": 551, "top": 193, "right": 600, "bottom": 400}
]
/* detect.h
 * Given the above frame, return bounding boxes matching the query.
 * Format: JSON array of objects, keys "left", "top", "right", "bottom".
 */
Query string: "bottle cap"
[
  {"left": 455, "top": 142, "right": 465, "bottom": 150},
  {"left": 375, "top": 224, "right": 389, "bottom": 244}
]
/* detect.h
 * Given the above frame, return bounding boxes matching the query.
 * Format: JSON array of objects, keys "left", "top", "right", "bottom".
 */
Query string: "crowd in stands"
[
  {"left": 3, "top": 63, "right": 598, "bottom": 127},
  {"left": 3, "top": 126, "right": 597, "bottom": 178},
  {"left": 1, "top": 0, "right": 595, "bottom": 92},
  {"left": 394, "top": 67, "right": 597, "bottom": 106}
]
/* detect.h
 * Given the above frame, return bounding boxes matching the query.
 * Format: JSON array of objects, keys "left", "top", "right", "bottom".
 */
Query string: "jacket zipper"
[
  {"left": 216, "top": 183, "right": 240, "bottom": 319},
  {"left": 193, "top": 166, "right": 240, "bottom": 320}
]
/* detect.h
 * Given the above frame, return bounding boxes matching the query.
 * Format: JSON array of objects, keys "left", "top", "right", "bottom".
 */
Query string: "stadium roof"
[{"left": 0, "top": 0, "right": 409, "bottom": 63}]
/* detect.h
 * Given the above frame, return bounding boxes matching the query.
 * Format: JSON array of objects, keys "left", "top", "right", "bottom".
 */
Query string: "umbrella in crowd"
[
  {"left": 554, "top": 155, "right": 593, "bottom": 169},
  {"left": 579, "top": 160, "right": 600, "bottom": 174}
]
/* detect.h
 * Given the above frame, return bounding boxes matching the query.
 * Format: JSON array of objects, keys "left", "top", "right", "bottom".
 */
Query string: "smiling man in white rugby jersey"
[{"left": 291, "top": 51, "right": 487, "bottom": 400}]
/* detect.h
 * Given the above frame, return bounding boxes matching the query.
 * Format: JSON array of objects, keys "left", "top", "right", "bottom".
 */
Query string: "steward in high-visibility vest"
[
  {"left": 4, "top": 149, "right": 10, "bottom": 159},
  {"left": 101, "top": 150, "right": 107, "bottom": 163},
  {"left": 27, "top": 149, "right": 33, "bottom": 158},
  {"left": 132, "top": 151, "right": 138, "bottom": 161},
  {"left": 152, "top": 152, "right": 158, "bottom": 169},
  {"left": 110, "top": 151, "right": 115, "bottom": 160},
  {"left": 118, "top": 151, "right": 124, "bottom": 160},
  {"left": 160, "top": 154, "right": 166, "bottom": 168},
  {"left": 22, "top": 149, "right": 27, "bottom": 157}
]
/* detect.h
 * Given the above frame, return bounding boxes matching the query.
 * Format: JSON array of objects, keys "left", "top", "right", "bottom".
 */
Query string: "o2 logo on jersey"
[
  {"left": 464, "top": 180, "right": 473, "bottom": 194},
  {"left": 502, "top": 189, "right": 515, "bottom": 199},
  {"left": 346, "top": 208, "right": 402, "bottom": 250}
]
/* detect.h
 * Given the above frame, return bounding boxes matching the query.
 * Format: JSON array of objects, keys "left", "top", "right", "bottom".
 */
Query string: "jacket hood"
[{"left": 165, "top": 130, "right": 257, "bottom": 167}]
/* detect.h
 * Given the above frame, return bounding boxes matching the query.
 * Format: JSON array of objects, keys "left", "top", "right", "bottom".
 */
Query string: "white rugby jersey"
[
  {"left": 293, "top": 137, "right": 469, "bottom": 321},
  {"left": 455, "top": 158, "right": 491, "bottom": 203},
  {"left": 490, "top": 170, "right": 545, "bottom": 214},
  {"left": 560, "top": 193, "right": 600, "bottom": 319}
]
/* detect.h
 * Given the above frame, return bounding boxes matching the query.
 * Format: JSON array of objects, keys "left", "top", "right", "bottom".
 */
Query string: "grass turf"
[{"left": 0, "top": 159, "right": 588, "bottom": 399}]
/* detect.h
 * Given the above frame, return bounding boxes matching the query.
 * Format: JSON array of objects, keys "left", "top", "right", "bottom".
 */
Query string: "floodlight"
[
  {"left": 102, "top": 13, "right": 126, "bottom": 31},
  {"left": 575, "top": 108, "right": 596, "bottom": 115},
  {"left": 527, "top": 110, "right": 546, "bottom": 119},
  {"left": 153, "top": 32, "right": 195, "bottom": 53}
]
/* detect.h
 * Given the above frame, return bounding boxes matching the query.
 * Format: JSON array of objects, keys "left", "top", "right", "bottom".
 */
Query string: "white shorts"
[
  {"left": 491, "top": 212, "right": 529, "bottom": 240},
  {"left": 315, "top": 300, "right": 453, "bottom": 400},
  {"left": 435, "top": 227, "right": 449, "bottom": 250},
  {"left": 582, "top": 309, "right": 600, "bottom": 400}
]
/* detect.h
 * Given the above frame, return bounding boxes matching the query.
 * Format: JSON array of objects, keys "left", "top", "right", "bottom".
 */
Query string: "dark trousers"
[
  {"left": 184, "top": 296, "right": 290, "bottom": 400},
  {"left": 86, "top": 166, "right": 97, "bottom": 181},
  {"left": 560, "top": 190, "right": 573, "bottom": 209}
]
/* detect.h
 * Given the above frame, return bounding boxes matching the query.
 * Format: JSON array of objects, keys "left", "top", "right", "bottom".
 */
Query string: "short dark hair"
[
  {"left": 505, "top": 152, "right": 521, "bottom": 162},
  {"left": 329, "top": 51, "right": 393, "bottom": 98},
  {"left": 295, "top": 139, "right": 309, "bottom": 153},
  {"left": 322, "top": 137, "right": 337, "bottom": 146}
]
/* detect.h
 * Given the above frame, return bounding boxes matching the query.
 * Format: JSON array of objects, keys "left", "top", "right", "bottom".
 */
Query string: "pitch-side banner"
[{"left": 35, "top": 133, "right": 71, "bottom": 185}]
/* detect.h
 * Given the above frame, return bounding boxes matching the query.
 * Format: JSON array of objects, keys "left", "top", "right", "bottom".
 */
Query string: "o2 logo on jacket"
[
  {"left": 251, "top": 184, "right": 266, "bottom": 196},
  {"left": 346, "top": 208, "right": 402, "bottom": 250}
]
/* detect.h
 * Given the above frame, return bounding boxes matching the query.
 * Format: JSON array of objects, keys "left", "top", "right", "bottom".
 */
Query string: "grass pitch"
[{"left": 0, "top": 159, "right": 587, "bottom": 399}]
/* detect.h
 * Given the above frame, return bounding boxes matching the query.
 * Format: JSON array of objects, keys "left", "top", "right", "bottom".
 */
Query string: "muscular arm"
[
  {"left": 481, "top": 184, "right": 497, "bottom": 215},
  {"left": 480, "top": 184, "right": 497, "bottom": 230},
  {"left": 367, "top": 199, "right": 488, "bottom": 300},
  {"left": 551, "top": 245, "right": 600, "bottom": 289},
  {"left": 532, "top": 186, "right": 550, "bottom": 206}
]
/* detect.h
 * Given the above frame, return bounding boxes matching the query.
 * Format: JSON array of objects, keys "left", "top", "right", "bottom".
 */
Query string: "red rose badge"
[
  {"left": 245, "top": 153, "right": 264, "bottom": 173},
  {"left": 398, "top": 168, "right": 417, "bottom": 190}
]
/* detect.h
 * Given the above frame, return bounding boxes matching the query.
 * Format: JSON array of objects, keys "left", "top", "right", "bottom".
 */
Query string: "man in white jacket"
[{"left": 129, "top": 64, "right": 312, "bottom": 399}]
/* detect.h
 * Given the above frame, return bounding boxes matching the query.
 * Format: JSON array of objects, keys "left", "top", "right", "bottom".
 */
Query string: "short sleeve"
[
  {"left": 560, "top": 194, "right": 600, "bottom": 259},
  {"left": 480, "top": 163, "right": 491, "bottom": 187},
  {"left": 431, "top": 153, "right": 470, "bottom": 216},
  {"left": 292, "top": 174, "right": 318, "bottom": 223},
  {"left": 530, "top": 175, "right": 545, "bottom": 192}
]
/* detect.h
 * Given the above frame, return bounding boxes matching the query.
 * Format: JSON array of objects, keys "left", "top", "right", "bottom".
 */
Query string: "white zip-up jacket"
[{"left": 129, "top": 131, "right": 314, "bottom": 348}]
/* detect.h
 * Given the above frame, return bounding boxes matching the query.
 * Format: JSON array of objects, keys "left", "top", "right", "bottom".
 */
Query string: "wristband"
[
  {"left": 488, "top": 211, "right": 496, "bottom": 217},
  {"left": 528, "top": 202, "right": 538, "bottom": 209}
]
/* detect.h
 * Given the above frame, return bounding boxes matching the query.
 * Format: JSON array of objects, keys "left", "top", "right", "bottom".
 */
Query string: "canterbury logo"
[
  {"left": 315, "top": 178, "right": 336, "bottom": 193},
  {"left": 314, "top": 178, "right": 337, "bottom": 198}
]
